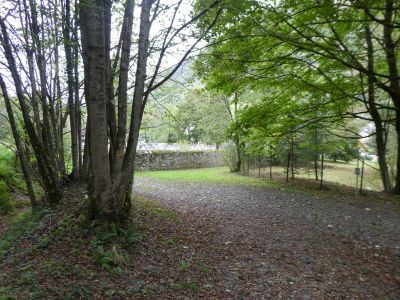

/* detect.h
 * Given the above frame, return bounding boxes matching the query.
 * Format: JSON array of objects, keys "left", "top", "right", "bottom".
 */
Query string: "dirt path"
[{"left": 134, "top": 177, "right": 400, "bottom": 299}]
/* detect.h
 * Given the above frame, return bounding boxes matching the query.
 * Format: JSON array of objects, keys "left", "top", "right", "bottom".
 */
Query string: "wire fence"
[{"left": 237, "top": 153, "right": 383, "bottom": 194}]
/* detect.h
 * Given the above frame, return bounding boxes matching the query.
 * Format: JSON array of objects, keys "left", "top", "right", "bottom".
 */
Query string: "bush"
[
  {"left": 91, "top": 222, "right": 142, "bottom": 273},
  {"left": 222, "top": 142, "right": 240, "bottom": 172},
  {"left": 0, "top": 148, "right": 25, "bottom": 192},
  {"left": 0, "top": 180, "right": 13, "bottom": 214}
]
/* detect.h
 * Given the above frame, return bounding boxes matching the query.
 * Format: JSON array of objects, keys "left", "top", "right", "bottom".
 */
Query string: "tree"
[
  {"left": 80, "top": 0, "right": 222, "bottom": 220},
  {"left": 0, "top": 75, "right": 37, "bottom": 207},
  {"left": 0, "top": 0, "right": 221, "bottom": 217},
  {"left": 0, "top": 1, "right": 68, "bottom": 203},
  {"left": 195, "top": 0, "right": 399, "bottom": 192},
  {"left": 172, "top": 88, "right": 230, "bottom": 146}
]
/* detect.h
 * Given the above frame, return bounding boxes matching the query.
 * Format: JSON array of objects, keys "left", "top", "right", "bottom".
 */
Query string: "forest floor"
[
  {"left": 134, "top": 176, "right": 400, "bottom": 299},
  {"left": 0, "top": 171, "right": 399, "bottom": 299}
]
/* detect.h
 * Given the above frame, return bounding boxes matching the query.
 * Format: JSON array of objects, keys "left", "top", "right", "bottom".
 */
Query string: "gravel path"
[{"left": 134, "top": 177, "right": 400, "bottom": 299}]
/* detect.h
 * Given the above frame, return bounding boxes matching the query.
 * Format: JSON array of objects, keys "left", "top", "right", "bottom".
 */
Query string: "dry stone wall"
[{"left": 134, "top": 150, "right": 224, "bottom": 170}]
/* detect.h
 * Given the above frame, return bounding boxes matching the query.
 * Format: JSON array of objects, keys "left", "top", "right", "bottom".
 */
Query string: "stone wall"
[{"left": 134, "top": 150, "right": 224, "bottom": 170}]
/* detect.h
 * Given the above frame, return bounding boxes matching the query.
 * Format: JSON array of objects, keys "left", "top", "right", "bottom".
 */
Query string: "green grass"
[
  {"left": 136, "top": 167, "right": 278, "bottom": 188},
  {"left": 0, "top": 180, "right": 13, "bottom": 214},
  {"left": 135, "top": 196, "right": 180, "bottom": 223},
  {"left": 0, "top": 211, "right": 33, "bottom": 259},
  {"left": 255, "top": 160, "right": 383, "bottom": 192},
  {"left": 320, "top": 161, "right": 382, "bottom": 191},
  {"left": 135, "top": 163, "right": 395, "bottom": 203},
  {"left": 0, "top": 148, "right": 26, "bottom": 193}
]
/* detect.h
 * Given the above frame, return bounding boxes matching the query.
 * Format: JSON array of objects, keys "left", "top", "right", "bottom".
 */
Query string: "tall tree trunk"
[
  {"left": 290, "top": 132, "right": 294, "bottom": 179},
  {"left": 0, "top": 75, "right": 37, "bottom": 207},
  {"left": 117, "top": 0, "right": 153, "bottom": 209},
  {"left": 73, "top": 0, "right": 83, "bottom": 174},
  {"left": 63, "top": 0, "right": 79, "bottom": 179},
  {"left": 20, "top": 0, "right": 42, "bottom": 138},
  {"left": 382, "top": 0, "right": 400, "bottom": 193},
  {"left": 314, "top": 128, "right": 319, "bottom": 181},
  {"left": 232, "top": 92, "right": 241, "bottom": 173},
  {"left": 82, "top": 118, "right": 90, "bottom": 181},
  {"left": 320, "top": 153, "right": 324, "bottom": 189},
  {"left": 80, "top": 0, "right": 113, "bottom": 219},
  {"left": 52, "top": 0, "right": 67, "bottom": 178},
  {"left": 29, "top": 0, "right": 58, "bottom": 177},
  {"left": 365, "top": 17, "right": 393, "bottom": 192},
  {"left": 286, "top": 151, "right": 290, "bottom": 183},
  {"left": 105, "top": 0, "right": 117, "bottom": 172},
  {"left": 79, "top": 0, "right": 219, "bottom": 220},
  {"left": 233, "top": 135, "right": 241, "bottom": 173},
  {"left": 111, "top": 0, "right": 135, "bottom": 176},
  {"left": 0, "top": 17, "right": 62, "bottom": 204}
]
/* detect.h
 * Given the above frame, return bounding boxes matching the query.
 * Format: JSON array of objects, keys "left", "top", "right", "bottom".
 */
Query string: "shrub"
[
  {"left": 222, "top": 141, "right": 240, "bottom": 172},
  {"left": 0, "top": 148, "right": 25, "bottom": 192},
  {"left": 0, "top": 180, "right": 13, "bottom": 214}
]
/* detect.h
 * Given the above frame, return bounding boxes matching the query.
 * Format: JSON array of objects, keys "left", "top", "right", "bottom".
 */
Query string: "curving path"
[{"left": 134, "top": 177, "right": 400, "bottom": 299}]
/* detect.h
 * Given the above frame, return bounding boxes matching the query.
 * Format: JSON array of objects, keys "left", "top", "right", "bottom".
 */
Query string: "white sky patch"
[{"left": 0, "top": 0, "right": 205, "bottom": 99}]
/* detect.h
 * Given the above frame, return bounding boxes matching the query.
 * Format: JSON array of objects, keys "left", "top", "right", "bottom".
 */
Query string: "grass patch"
[
  {"left": 0, "top": 210, "right": 33, "bottom": 259},
  {"left": 136, "top": 167, "right": 278, "bottom": 188},
  {"left": 264, "top": 160, "right": 383, "bottom": 191},
  {"left": 0, "top": 148, "right": 27, "bottom": 193},
  {"left": 91, "top": 222, "right": 142, "bottom": 273},
  {"left": 0, "top": 180, "right": 13, "bottom": 214},
  {"left": 0, "top": 184, "right": 208, "bottom": 299},
  {"left": 136, "top": 165, "right": 399, "bottom": 204},
  {"left": 323, "top": 161, "right": 382, "bottom": 191},
  {"left": 170, "top": 281, "right": 199, "bottom": 292},
  {"left": 178, "top": 261, "right": 190, "bottom": 272},
  {"left": 134, "top": 196, "right": 180, "bottom": 223}
]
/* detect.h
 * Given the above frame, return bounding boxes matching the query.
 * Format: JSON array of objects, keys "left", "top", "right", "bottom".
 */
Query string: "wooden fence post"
[
  {"left": 286, "top": 152, "right": 290, "bottom": 183},
  {"left": 320, "top": 153, "right": 324, "bottom": 189},
  {"left": 360, "top": 158, "right": 365, "bottom": 194}
]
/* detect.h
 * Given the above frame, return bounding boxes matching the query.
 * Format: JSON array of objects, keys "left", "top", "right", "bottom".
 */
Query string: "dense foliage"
[{"left": 195, "top": 0, "right": 399, "bottom": 192}]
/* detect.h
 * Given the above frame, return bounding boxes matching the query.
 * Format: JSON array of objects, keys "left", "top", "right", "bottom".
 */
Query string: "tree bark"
[
  {"left": 382, "top": 0, "right": 400, "bottom": 193},
  {"left": 79, "top": 0, "right": 220, "bottom": 221},
  {"left": 72, "top": 0, "right": 82, "bottom": 174},
  {"left": 112, "top": 0, "right": 135, "bottom": 176},
  {"left": 365, "top": 18, "right": 392, "bottom": 192},
  {"left": 52, "top": 0, "right": 67, "bottom": 178},
  {"left": 20, "top": 0, "right": 42, "bottom": 138},
  {"left": 0, "top": 75, "right": 37, "bottom": 207},
  {"left": 29, "top": 0, "right": 58, "bottom": 177},
  {"left": 0, "top": 17, "right": 62, "bottom": 204},
  {"left": 286, "top": 151, "right": 290, "bottom": 183},
  {"left": 117, "top": 0, "right": 154, "bottom": 210},
  {"left": 314, "top": 128, "right": 319, "bottom": 180},
  {"left": 320, "top": 153, "right": 324, "bottom": 189},
  {"left": 232, "top": 92, "right": 241, "bottom": 172},
  {"left": 63, "top": 0, "right": 79, "bottom": 179},
  {"left": 290, "top": 132, "right": 294, "bottom": 179},
  {"left": 80, "top": 0, "right": 113, "bottom": 218}
]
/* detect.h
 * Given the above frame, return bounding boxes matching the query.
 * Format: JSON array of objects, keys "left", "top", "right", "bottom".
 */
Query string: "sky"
[{"left": 0, "top": 0, "right": 205, "bottom": 98}]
